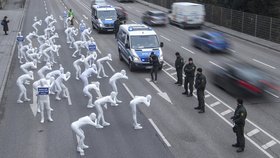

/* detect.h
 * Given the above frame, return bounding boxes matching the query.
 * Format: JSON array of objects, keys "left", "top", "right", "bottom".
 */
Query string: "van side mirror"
[
  {"left": 125, "top": 43, "right": 130, "bottom": 49},
  {"left": 160, "top": 42, "right": 164, "bottom": 47}
]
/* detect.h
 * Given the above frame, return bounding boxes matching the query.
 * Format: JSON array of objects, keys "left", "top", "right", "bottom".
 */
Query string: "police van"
[
  {"left": 117, "top": 24, "right": 164, "bottom": 71},
  {"left": 91, "top": 4, "right": 117, "bottom": 33}
]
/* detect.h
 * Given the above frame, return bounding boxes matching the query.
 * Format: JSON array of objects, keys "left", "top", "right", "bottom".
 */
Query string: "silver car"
[{"left": 142, "top": 10, "right": 167, "bottom": 26}]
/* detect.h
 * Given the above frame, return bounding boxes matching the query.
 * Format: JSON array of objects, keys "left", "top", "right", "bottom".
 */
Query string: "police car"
[
  {"left": 91, "top": 4, "right": 117, "bottom": 33},
  {"left": 117, "top": 24, "right": 164, "bottom": 71}
]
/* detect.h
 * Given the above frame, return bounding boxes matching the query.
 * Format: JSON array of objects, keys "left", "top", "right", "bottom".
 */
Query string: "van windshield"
[
  {"left": 97, "top": 10, "right": 117, "bottom": 20},
  {"left": 131, "top": 35, "right": 159, "bottom": 49}
]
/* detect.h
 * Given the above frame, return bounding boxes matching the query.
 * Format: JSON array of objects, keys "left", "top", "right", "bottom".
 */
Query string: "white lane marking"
[
  {"left": 131, "top": 20, "right": 137, "bottom": 24},
  {"left": 106, "top": 61, "right": 115, "bottom": 72},
  {"left": 164, "top": 67, "right": 174, "bottom": 71},
  {"left": 160, "top": 35, "right": 171, "bottom": 41},
  {"left": 209, "top": 61, "right": 226, "bottom": 71},
  {"left": 205, "top": 94, "right": 211, "bottom": 98},
  {"left": 145, "top": 78, "right": 172, "bottom": 104},
  {"left": 262, "top": 140, "right": 277, "bottom": 150},
  {"left": 96, "top": 47, "right": 102, "bottom": 54},
  {"left": 163, "top": 62, "right": 167, "bottom": 66},
  {"left": 252, "top": 59, "right": 276, "bottom": 69},
  {"left": 181, "top": 46, "right": 195, "bottom": 54},
  {"left": 64, "top": 6, "right": 67, "bottom": 9},
  {"left": 247, "top": 129, "right": 260, "bottom": 137},
  {"left": 220, "top": 109, "right": 232, "bottom": 116},
  {"left": 122, "top": 83, "right": 134, "bottom": 98},
  {"left": 75, "top": 20, "right": 79, "bottom": 24},
  {"left": 264, "top": 90, "right": 279, "bottom": 98},
  {"left": 206, "top": 90, "right": 280, "bottom": 145},
  {"left": 148, "top": 118, "right": 171, "bottom": 147},
  {"left": 210, "top": 101, "right": 220, "bottom": 107},
  {"left": 59, "top": 16, "right": 63, "bottom": 21},
  {"left": 228, "top": 48, "right": 236, "bottom": 53},
  {"left": 83, "top": 14, "right": 88, "bottom": 20},
  {"left": 46, "top": 11, "right": 48, "bottom": 15},
  {"left": 170, "top": 72, "right": 177, "bottom": 76},
  {"left": 136, "top": 10, "right": 140, "bottom": 13},
  {"left": 65, "top": 89, "right": 72, "bottom": 105}
]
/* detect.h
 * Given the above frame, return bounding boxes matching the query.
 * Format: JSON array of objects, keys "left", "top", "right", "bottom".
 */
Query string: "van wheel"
[
  {"left": 119, "top": 49, "right": 123, "bottom": 61},
  {"left": 129, "top": 61, "right": 135, "bottom": 72}
]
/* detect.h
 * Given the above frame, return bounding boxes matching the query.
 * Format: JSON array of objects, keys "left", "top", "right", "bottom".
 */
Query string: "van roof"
[
  {"left": 92, "top": 4, "right": 116, "bottom": 11},
  {"left": 120, "top": 24, "right": 157, "bottom": 36},
  {"left": 173, "top": 2, "right": 203, "bottom": 6}
]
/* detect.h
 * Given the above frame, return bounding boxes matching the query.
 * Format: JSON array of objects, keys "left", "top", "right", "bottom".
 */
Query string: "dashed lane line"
[
  {"left": 220, "top": 109, "right": 232, "bottom": 116},
  {"left": 122, "top": 83, "right": 134, "bottom": 98},
  {"left": 262, "top": 140, "right": 277, "bottom": 150},
  {"left": 252, "top": 59, "right": 276, "bottom": 69},
  {"left": 181, "top": 46, "right": 195, "bottom": 54},
  {"left": 209, "top": 61, "right": 226, "bottom": 71},
  {"left": 131, "top": 20, "right": 137, "bottom": 24},
  {"left": 247, "top": 129, "right": 260, "bottom": 137},
  {"left": 106, "top": 61, "right": 115, "bottom": 72},
  {"left": 264, "top": 90, "right": 279, "bottom": 98},
  {"left": 83, "top": 14, "right": 88, "bottom": 20},
  {"left": 210, "top": 101, "right": 220, "bottom": 107},
  {"left": 160, "top": 35, "right": 171, "bottom": 41}
]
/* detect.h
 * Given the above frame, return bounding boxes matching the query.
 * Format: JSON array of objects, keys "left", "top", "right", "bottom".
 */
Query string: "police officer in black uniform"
[
  {"left": 174, "top": 52, "right": 184, "bottom": 86},
  {"left": 231, "top": 98, "right": 247, "bottom": 152},
  {"left": 114, "top": 18, "right": 121, "bottom": 38},
  {"left": 194, "top": 68, "right": 206, "bottom": 113},
  {"left": 149, "top": 52, "right": 160, "bottom": 83},
  {"left": 182, "top": 58, "right": 196, "bottom": 96}
]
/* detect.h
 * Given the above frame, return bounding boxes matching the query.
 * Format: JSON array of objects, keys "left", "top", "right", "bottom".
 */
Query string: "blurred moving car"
[
  {"left": 115, "top": 6, "right": 127, "bottom": 22},
  {"left": 211, "top": 61, "right": 276, "bottom": 96},
  {"left": 168, "top": 2, "right": 205, "bottom": 28},
  {"left": 117, "top": 0, "right": 135, "bottom": 3},
  {"left": 192, "top": 31, "right": 230, "bottom": 53},
  {"left": 91, "top": 0, "right": 106, "bottom": 5},
  {"left": 142, "top": 10, "right": 168, "bottom": 26}
]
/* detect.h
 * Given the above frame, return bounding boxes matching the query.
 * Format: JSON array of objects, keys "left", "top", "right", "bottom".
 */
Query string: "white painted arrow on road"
[
  {"left": 30, "top": 89, "right": 38, "bottom": 117},
  {"left": 145, "top": 78, "right": 172, "bottom": 104}
]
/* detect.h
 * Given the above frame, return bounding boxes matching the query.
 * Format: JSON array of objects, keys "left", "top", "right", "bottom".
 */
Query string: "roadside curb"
[
  {"left": 0, "top": 0, "right": 29, "bottom": 104},
  {"left": 135, "top": 0, "right": 280, "bottom": 53}
]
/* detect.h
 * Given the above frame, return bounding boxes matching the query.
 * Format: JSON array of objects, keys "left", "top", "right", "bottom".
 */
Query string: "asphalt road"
[{"left": 0, "top": 0, "right": 280, "bottom": 157}]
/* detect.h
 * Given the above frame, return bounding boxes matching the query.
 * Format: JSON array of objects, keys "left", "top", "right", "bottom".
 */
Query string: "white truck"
[{"left": 168, "top": 2, "right": 205, "bottom": 29}]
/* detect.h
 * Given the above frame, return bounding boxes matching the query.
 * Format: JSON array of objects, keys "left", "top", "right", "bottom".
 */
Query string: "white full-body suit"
[
  {"left": 97, "top": 54, "right": 112, "bottom": 78},
  {"left": 37, "top": 62, "right": 52, "bottom": 79},
  {"left": 48, "top": 19, "right": 57, "bottom": 28},
  {"left": 16, "top": 32, "right": 25, "bottom": 59},
  {"left": 63, "top": 11, "right": 68, "bottom": 28},
  {"left": 48, "top": 44, "right": 61, "bottom": 64},
  {"left": 83, "top": 82, "right": 100, "bottom": 108},
  {"left": 44, "top": 26, "right": 55, "bottom": 39},
  {"left": 73, "top": 55, "right": 85, "bottom": 80},
  {"left": 91, "top": 92, "right": 117, "bottom": 128},
  {"left": 81, "top": 28, "right": 91, "bottom": 42},
  {"left": 26, "top": 31, "right": 38, "bottom": 46},
  {"left": 71, "top": 113, "right": 97, "bottom": 156},
  {"left": 45, "top": 14, "right": 54, "bottom": 25},
  {"left": 16, "top": 71, "right": 34, "bottom": 103},
  {"left": 72, "top": 40, "right": 87, "bottom": 57},
  {"left": 19, "top": 44, "right": 32, "bottom": 63},
  {"left": 79, "top": 64, "right": 97, "bottom": 87},
  {"left": 36, "top": 78, "right": 54, "bottom": 123},
  {"left": 32, "top": 20, "right": 42, "bottom": 34},
  {"left": 37, "top": 34, "right": 47, "bottom": 46},
  {"left": 41, "top": 45, "right": 56, "bottom": 64},
  {"left": 54, "top": 72, "right": 71, "bottom": 100},
  {"left": 85, "top": 37, "right": 96, "bottom": 56},
  {"left": 130, "top": 95, "right": 152, "bottom": 129},
  {"left": 65, "top": 27, "right": 73, "bottom": 44},
  {"left": 20, "top": 60, "right": 37, "bottom": 74},
  {"left": 79, "top": 20, "right": 86, "bottom": 40},
  {"left": 69, "top": 28, "right": 78, "bottom": 48},
  {"left": 84, "top": 53, "right": 97, "bottom": 69},
  {"left": 109, "top": 70, "right": 128, "bottom": 103},
  {"left": 26, "top": 47, "right": 39, "bottom": 62},
  {"left": 49, "top": 33, "right": 59, "bottom": 46},
  {"left": 46, "top": 64, "right": 64, "bottom": 93}
]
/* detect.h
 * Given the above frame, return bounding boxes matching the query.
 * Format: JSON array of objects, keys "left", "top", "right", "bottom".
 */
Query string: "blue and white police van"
[
  {"left": 91, "top": 4, "right": 117, "bottom": 33},
  {"left": 117, "top": 24, "right": 164, "bottom": 71}
]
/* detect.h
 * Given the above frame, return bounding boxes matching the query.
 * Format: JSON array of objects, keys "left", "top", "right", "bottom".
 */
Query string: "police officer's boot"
[{"left": 236, "top": 148, "right": 244, "bottom": 152}]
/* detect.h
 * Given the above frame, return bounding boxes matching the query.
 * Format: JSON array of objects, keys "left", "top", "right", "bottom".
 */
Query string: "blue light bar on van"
[
  {"left": 128, "top": 26, "right": 152, "bottom": 31},
  {"left": 96, "top": 5, "right": 113, "bottom": 8}
]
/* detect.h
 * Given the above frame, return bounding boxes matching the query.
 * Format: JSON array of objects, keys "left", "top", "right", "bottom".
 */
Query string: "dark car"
[
  {"left": 142, "top": 10, "right": 168, "bottom": 26},
  {"left": 192, "top": 31, "right": 230, "bottom": 53},
  {"left": 211, "top": 61, "right": 276, "bottom": 96},
  {"left": 115, "top": 6, "right": 127, "bottom": 22},
  {"left": 117, "top": 0, "right": 135, "bottom": 2}
]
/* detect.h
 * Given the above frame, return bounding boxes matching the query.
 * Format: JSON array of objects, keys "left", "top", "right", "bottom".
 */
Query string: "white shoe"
[
  {"left": 40, "top": 119, "right": 44, "bottom": 123},
  {"left": 17, "top": 100, "right": 23, "bottom": 104},
  {"left": 102, "top": 122, "right": 110, "bottom": 126},
  {"left": 24, "top": 98, "right": 31, "bottom": 102},
  {"left": 116, "top": 100, "right": 122, "bottom": 103},
  {"left": 72, "top": 55, "right": 76, "bottom": 58},
  {"left": 76, "top": 77, "right": 79, "bottom": 80},
  {"left": 134, "top": 125, "right": 143, "bottom": 130},
  {"left": 82, "top": 145, "right": 89, "bottom": 149},
  {"left": 48, "top": 117, "right": 53, "bottom": 122},
  {"left": 55, "top": 97, "right": 61, "bottom": 100},
  {"left": 103, "top": 75, "right": 108, "bottom": 78},
  {"left": 87, "top": 104, "right": 94, "bottom": 108},
  {"left": 97, "top": 76, "right": 102, "bottom": 79},
  {"left": 95, "top": 124, "right": 103, "bottom": 129}
]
